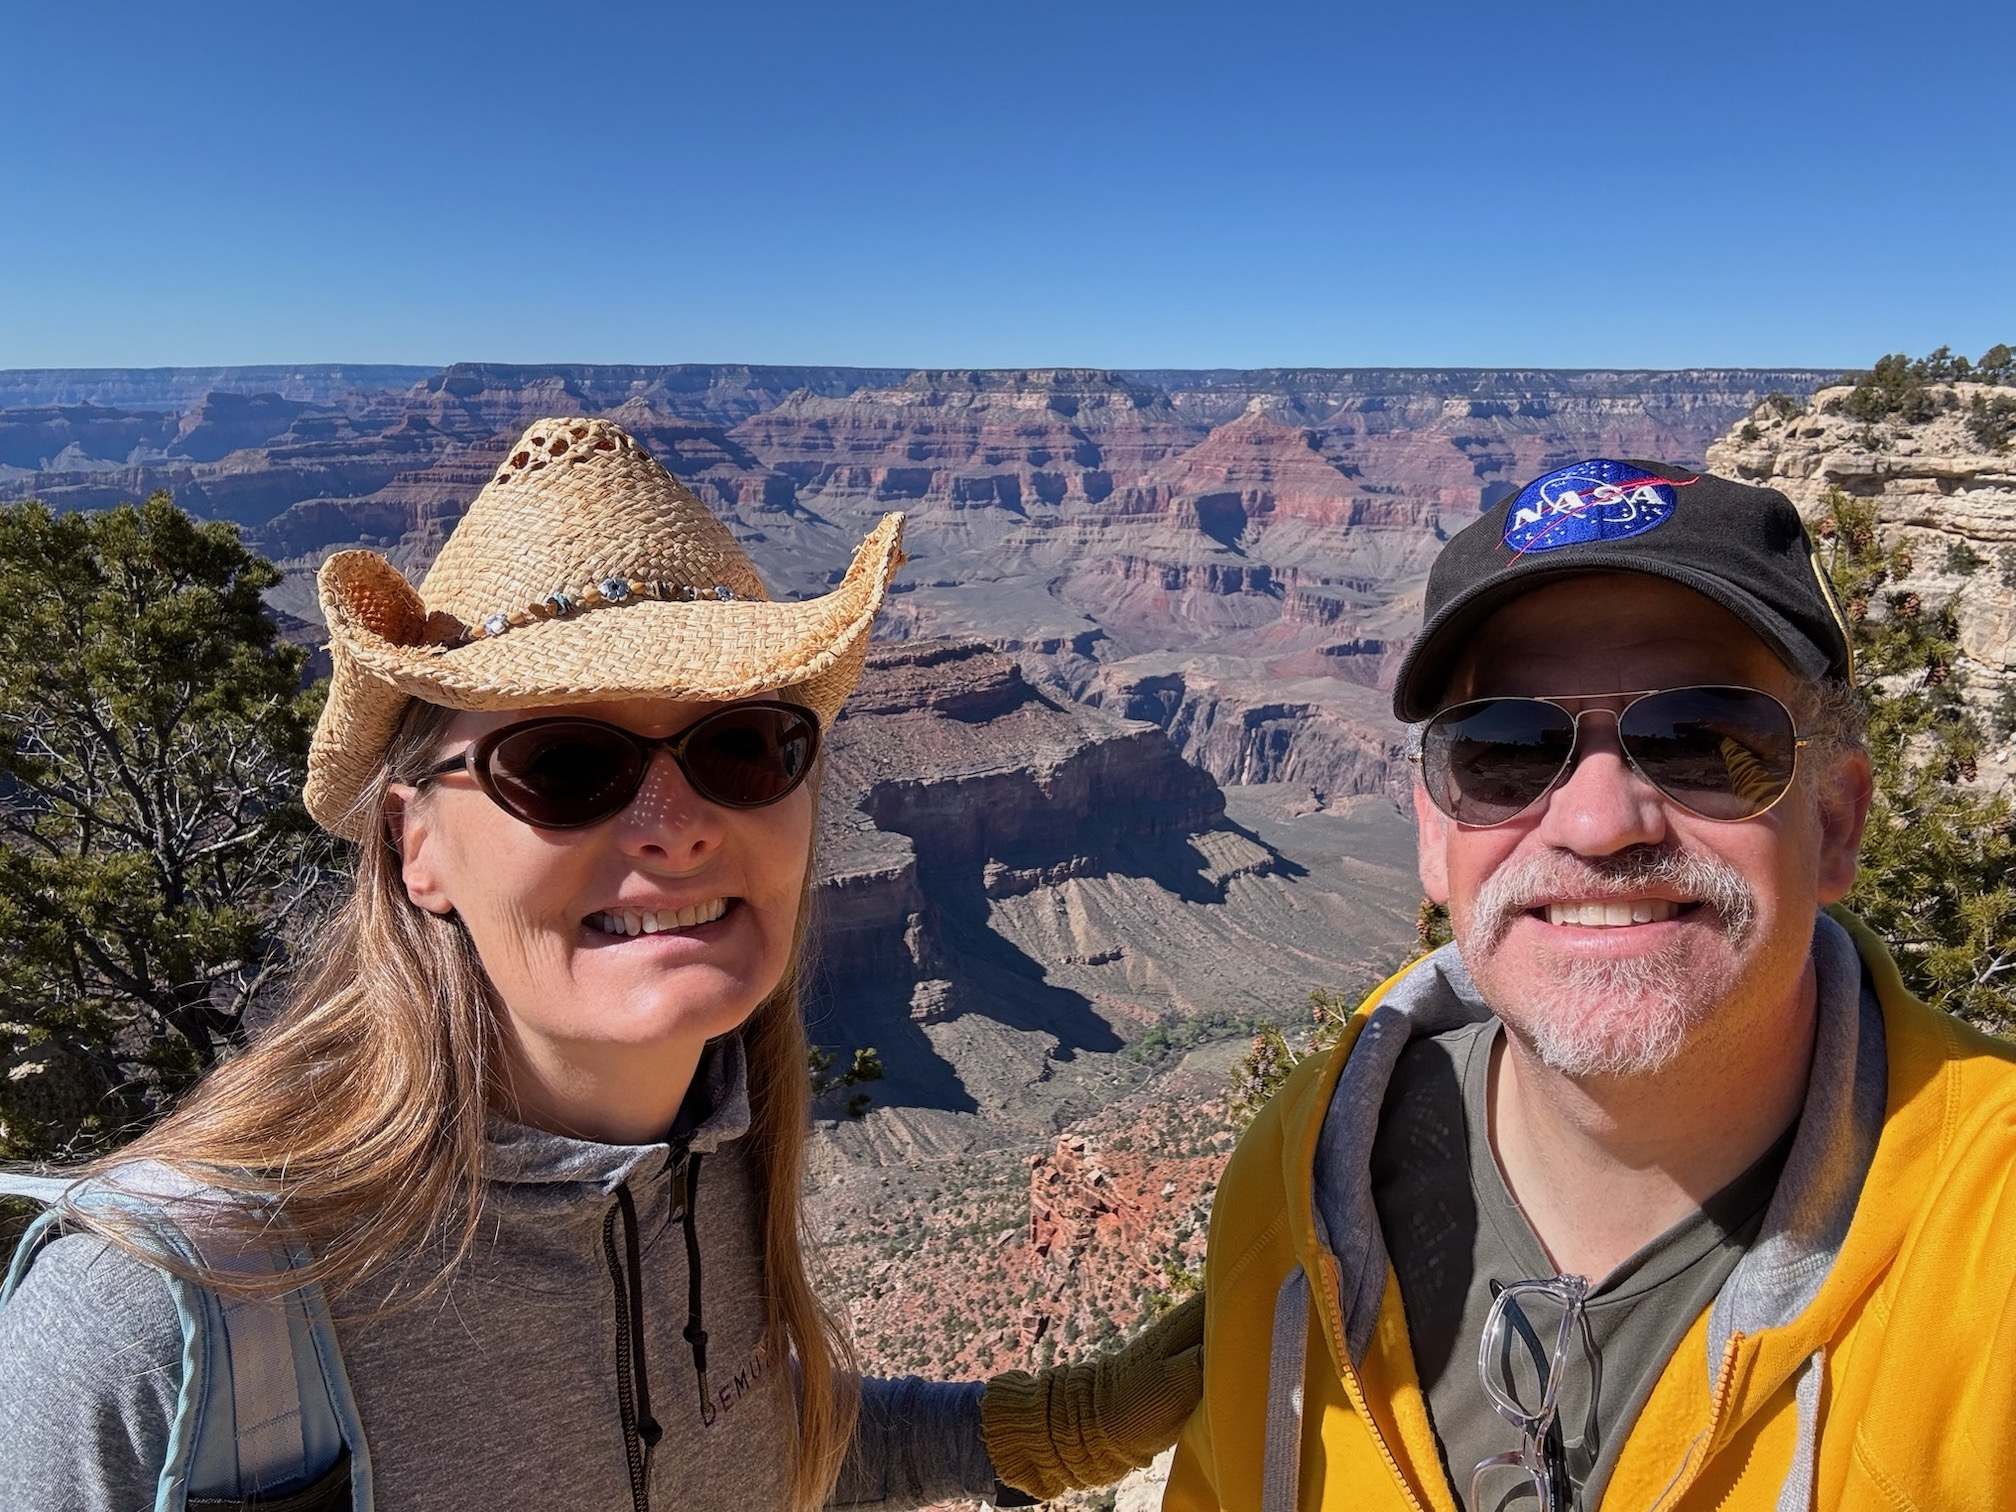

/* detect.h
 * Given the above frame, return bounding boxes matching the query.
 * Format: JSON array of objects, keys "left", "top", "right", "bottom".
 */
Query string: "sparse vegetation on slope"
[
  {"left": 1829, "top": 343, "right": 2013, "bottom": 439},
  {"left": 1227, "top": 900, "right": 1451, "bottom": 1128}
]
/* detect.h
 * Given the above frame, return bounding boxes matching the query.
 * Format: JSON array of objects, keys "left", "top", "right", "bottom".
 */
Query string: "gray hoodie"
[{"left": 0, "top": 1038, "right": 995, "bottom": 1511}]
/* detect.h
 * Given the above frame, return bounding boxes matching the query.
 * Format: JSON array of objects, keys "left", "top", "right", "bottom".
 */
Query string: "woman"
[{"left": 0, "top": 417, "right": 1198, "bottom": 1510}]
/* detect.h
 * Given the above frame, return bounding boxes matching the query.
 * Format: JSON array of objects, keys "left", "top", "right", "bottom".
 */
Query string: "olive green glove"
[{"left": 979, "top": 1291, "right": 1205, "bottom": 1502}]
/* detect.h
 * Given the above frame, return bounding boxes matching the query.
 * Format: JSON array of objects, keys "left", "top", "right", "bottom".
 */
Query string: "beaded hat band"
[
  {"left": 443, "top": 574, "right": 745, "bottom": 648},
  {"left": 306, "top": 414, "right": 905, "bottom": 841}
]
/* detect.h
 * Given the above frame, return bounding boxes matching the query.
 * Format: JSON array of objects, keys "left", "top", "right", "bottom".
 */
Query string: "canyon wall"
[
  {"left": 1707, "top": 382, "right": 2016, "bottom": 785},
  {"left": 808, "top": 639, "right": 1416, "bottom": 1138},
  {"left": 0, "top": 362, "right": 1836, "bottom": 814}
]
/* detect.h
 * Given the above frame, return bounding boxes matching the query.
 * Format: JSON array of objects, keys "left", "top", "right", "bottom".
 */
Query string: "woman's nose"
[{"left": 615, "top": 751, "right": 725, "bottom": 865}]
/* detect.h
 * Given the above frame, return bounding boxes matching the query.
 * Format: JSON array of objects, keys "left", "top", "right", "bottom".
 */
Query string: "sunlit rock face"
[{"left": 1708, "top": 384, "right": 2016, "bottom": 788}]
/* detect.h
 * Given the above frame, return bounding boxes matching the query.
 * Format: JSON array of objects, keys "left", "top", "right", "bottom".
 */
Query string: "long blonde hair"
[{"left": 88, "top": 697, "right": 858, "bottom": 1509}]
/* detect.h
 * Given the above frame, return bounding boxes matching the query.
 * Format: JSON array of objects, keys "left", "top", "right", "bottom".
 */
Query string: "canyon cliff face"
[
  {"left": 795, "top": 636, "right": 1424, "bottom": 1389},
  {"left": 808, "top": 639, "right": 1417, "bottom": 1142},
  {"left": 1707, "top": 383, "right": 2016, "bottom": 785}
]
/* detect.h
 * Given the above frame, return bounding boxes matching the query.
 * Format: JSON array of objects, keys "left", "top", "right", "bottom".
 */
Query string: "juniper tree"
[
  {"left": 1814, "top": 487, "right": 2016, "bottom": 1031},
  {"left": 0, "top": 494, "right": 329, "bottom": 1157}
]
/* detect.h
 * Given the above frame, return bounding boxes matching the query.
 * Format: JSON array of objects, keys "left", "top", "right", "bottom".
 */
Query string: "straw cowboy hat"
[{"left": 305, "top": 415, "right": 905, "bottom": 840}]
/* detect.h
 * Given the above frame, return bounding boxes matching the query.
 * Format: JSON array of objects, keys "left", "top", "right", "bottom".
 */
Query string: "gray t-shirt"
[{"left": 1369, "top": 1022, "right": 1793, "bottom": 1512}]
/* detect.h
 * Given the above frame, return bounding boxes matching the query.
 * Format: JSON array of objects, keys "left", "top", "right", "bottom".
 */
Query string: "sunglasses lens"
[
  {"left": 1618, "top": 686, "right": 1798, "bottom": 819},
  {"left": 679, "top": 704, "right": 819, "bottom": 808},
  {"left": 484, "top": 721, "right": 646, "bottom": 828},
  {"left": 1423, "top": 700, "right": 1577, "bottom": 825}
]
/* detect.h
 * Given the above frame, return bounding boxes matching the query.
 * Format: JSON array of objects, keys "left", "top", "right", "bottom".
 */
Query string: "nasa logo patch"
[{"left": 1501, "top": 459, "right": 1688, "bottom": 555}]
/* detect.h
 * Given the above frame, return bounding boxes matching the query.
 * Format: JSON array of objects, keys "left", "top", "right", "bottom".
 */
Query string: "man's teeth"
[
  {"left": 1545, "top": 899, "right": 1682, "bottom": 927},
  {"left": 591, "top": 899, "right": 729, "bottom": 936}
]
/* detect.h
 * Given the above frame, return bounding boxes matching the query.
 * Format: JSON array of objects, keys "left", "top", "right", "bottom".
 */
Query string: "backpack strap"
[{"left": 0, "top": 1164, "right": 371, "bottom": 1511}]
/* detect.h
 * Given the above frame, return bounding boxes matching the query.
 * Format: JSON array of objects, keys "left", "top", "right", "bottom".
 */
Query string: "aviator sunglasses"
[
  {"left": 414, "top": 700, "right": 821, "bottom": 829},
  {"left": 1418, "top": 684, "right": 1810, "bottom": 827}
]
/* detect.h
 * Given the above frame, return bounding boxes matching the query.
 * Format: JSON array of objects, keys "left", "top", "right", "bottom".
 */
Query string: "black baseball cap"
[{"left": 1391, "top": 458, "right": 1854, "bottom": 722}]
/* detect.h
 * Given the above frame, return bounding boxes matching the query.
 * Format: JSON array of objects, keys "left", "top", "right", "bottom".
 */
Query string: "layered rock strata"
[{"left": 1707, "top": 384, "right": 2016, "bottom": 784}]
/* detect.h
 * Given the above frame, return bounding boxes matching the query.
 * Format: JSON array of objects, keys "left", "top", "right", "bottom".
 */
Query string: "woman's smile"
[{"left": 585, "top": 896, "right": 735, "bottom": 936}]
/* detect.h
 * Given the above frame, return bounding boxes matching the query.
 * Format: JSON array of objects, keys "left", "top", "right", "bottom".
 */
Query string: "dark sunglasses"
[
  {"left": 1418, "top": 685, "right": 1809, "bottom": 827},
  {"left": 415, "top": 701, "right": 820, "bottom": 829}
]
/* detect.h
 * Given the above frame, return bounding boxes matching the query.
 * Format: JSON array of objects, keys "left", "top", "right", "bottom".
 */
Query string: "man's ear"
[
  {"left": 1414, "top": 780, "right": 1451, "bottom": 904},
  {"left": 389, "top": 783, "right": 456, "bottom": 917},
  {"left": 1814, "top": 746, "right": 1874, "bottom": 905}
]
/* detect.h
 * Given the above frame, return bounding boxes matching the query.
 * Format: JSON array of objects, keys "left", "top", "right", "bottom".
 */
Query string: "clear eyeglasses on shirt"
[{"left": 1471, "top": 1274, "right": 1591, "bottom": 1512}]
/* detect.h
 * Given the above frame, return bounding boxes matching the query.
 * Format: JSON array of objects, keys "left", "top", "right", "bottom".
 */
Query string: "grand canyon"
[{"left": 38, "top": 360, "right": 2004, "bottom": 1503}]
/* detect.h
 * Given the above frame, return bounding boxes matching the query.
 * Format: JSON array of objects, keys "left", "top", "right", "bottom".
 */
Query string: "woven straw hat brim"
[{"left": 306, "top": 511, "right": 903, "bottom": 841}]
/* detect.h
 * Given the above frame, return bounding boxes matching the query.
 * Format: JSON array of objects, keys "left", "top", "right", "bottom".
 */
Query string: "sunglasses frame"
[
  {"left": 414, "top": 700, "right": 822, "bottom": 829},
  {"left": 1415, "top": 684, "right": 1811, "bottom": 828}
]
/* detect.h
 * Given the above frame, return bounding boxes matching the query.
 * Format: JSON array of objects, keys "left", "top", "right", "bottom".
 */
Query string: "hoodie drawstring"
[
  {"left": 601, "top": 1154, "right": 713, "bottom": 1512},
  {"left": 678, "top": 1152, "right": 712, "bottom": 1425},
  {"left": 1775, "top": 1348, "right": 1826, "bottom": 1512},
  {"left": 605, "top": 1183, "right": 662, "bottom": 1512}
]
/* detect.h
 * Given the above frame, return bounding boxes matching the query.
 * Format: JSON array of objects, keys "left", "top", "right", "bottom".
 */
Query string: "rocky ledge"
[{"left": 1707, "top": 384, "right": 2015, "bottom": 783}]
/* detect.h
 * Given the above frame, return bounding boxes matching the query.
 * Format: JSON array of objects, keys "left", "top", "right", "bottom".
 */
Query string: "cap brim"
[{"left": 1391, "top": 549, "right": 1837, "bottom": 722}]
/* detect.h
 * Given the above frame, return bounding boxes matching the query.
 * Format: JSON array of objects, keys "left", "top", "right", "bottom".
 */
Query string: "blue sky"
[{"left": 3, "top": 0, "right": 2010, "bottom": 370}]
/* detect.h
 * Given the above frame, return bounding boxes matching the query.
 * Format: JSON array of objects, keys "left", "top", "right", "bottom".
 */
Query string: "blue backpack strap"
[
  {"left": 0, "top": 1172, "right": 88, "bottom": 1304},
  {"left": 0, "top": 1163, "right": 371, "bottom": 1511}
]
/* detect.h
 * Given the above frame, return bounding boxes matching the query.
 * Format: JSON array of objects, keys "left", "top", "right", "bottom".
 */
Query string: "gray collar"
[
  {"left": 1707, "top": 917, "right": 1885, "bottom": 1367},
  {"left": 484, "top": 1033, "right": 753, "bottom": 1195}
]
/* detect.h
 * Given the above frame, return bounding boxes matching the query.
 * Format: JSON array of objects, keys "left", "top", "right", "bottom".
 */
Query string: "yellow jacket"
[{"left": 1167, "top": 911, "right": 2016, "bottom": 1511}]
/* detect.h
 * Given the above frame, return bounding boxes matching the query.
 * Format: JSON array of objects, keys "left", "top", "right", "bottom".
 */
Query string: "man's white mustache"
[{"left": 1469, "top": 845, "right": 1757, "bottom": 953}]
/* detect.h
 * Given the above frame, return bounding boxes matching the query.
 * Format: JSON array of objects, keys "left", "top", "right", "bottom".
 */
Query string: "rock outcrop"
[
  {"left": 730, "top": 368, "right": 1200, "bottom": 513},
  {"left": 1086, "top": 660, "right": 1408, "bottom": 796},
  {"left": 1707, "top": 383, "right": 2016, "bottom": 783},
  {"left": 813, "top": 1040, "right": 1236, "bottom": 1382}
]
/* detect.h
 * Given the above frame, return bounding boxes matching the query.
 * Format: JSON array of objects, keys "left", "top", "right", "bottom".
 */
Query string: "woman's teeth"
[
  {"left": 591, "top": 900, "right": 729, "bottom": 936},
  {"left": 1545, "top": 899, "right": 1681, "bottom": 928}
]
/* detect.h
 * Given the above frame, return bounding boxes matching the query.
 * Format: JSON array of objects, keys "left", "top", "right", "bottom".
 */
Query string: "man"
[{"left": 1165, "top": 459, "right": 2016, "bottom": 1511}]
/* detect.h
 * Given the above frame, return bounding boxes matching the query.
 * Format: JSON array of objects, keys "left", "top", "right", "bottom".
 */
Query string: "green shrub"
[
  {"left": 1945, "top": 541, "right": 1988, "bottom": 575},
  {"left": 809, "top": 1043, "right": 884, "bottom": 1119},
  {"left": 1819, "top": 489, "right": 2015, "bottom": 1032},
  {"left": 1966, "top": 392, "right": 2015, "bottom": 453},
  {"left": 1840, "top": 353, "right": 1940, "bottom": 425},
  {"left": 1834, "top": 344, "right": 2013, "bottom": 427},
  {"left": 1914, "top": 345, "right": 1974, "bottom": 382}
]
